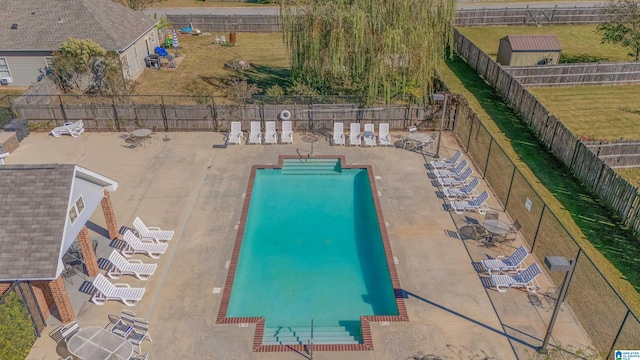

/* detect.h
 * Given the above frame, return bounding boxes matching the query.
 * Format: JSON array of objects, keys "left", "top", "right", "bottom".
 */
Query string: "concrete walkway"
[{"left": 17, "top": 131, "right": 593, "bottom": 359}]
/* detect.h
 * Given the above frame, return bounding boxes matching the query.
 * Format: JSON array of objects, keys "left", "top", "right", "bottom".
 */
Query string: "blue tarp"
[{"left": 154, "top": 47, "right": 168, "bottom": 57}]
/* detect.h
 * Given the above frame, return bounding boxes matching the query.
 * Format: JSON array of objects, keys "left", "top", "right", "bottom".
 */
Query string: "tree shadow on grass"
[
  {"left": 200, "top": 64, "right": 292, "bottom": 94},
  {"left": 446, "top": 54, "right": 640, "bottom": 291}
]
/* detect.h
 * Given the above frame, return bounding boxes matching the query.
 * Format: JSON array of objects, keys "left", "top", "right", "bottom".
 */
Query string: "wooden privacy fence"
[
  {"left": 167, "top": 14, "right": 281, "bottom": 32},
  {"left": 166, "top": 6, "right": 611, "bottom": 33},
  {"left": 505, "top": 62, "right": 640, "bottom": 86},
  {"left": 455, "top": 5, "right": 611, "bottom": 26},
  {"left": 454, "top": 29, "right": 640, "bottom": 236},
  {"left": 12, "top": 97, "right": 452, "bottom": 133}
]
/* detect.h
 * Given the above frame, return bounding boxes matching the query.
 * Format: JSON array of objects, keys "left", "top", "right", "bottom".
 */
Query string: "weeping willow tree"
[{"left": 281, "top": 0, "right": 456, "bottom": 104}]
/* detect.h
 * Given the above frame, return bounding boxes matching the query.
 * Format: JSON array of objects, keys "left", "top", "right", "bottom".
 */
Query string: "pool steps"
[
  {"left": 281, "top": 158, "right": 341, "bottom": 175},
  {"left": 262, "top": 325, "right": 362, "bottom": 345}
]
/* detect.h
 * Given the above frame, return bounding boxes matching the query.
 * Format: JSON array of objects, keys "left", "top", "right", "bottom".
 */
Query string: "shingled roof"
[
  {"left": 504, "top": 35, "right": 562, "bottom": 52},
  {"left": 0, "top": 164, "right": 117, "bottom": 280},
  {"left": 1, "top": 0, "right": 158, "bottom": 52}
]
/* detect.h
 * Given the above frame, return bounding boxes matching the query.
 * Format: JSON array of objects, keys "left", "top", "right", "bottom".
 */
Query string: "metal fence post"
[
  {"left": 160, "top": 95, "right": 168, "bottom": 131},
  {"left": 15, "top": 281, "right": 41, "bottom": 338},
  {"left": 503, "top": 166, "right": 517, "bottom": 211},
  {"left": 466, "top": 117, "right": 474, "bottom": 151},
  {"left": 58, "top": 95, "right": 68, "bottom": 122},
  {"left": 483, "top": 137, "right": 493, "bottom": 178},
  {"left": 210, "top": 96, "right": 217, "bottom": 131},
  {"left": 531, "top": 203, "right": 547, "bottom": 251},
  {"left": 607, "top": 309, "right": 631, "bottom": 360},
  {"left": 110, "top": 96, "right": 120, "bottom": 131}
]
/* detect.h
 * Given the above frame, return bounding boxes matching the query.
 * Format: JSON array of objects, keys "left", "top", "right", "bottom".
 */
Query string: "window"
[
  {"left": 0, "top": 58, "right": 12, "bottom": 80},
  {"left": 68, "top": 195, "right": 85, "bottom": 224}
]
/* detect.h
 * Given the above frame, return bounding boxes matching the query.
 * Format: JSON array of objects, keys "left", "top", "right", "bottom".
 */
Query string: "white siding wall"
[
  {"left": 120, "top": 27, "right": 159, "bottom": 80},
  {"left": 0, "top": 51, "right": 52, "bottom": 87},
  {"left": 61, "top": 178, "right": 106, "bottom": 253}
]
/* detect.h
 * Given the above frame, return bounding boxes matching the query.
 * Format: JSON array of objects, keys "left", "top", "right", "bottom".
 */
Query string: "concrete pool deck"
[{"left": 16, "top": 131, "right": 594, "bottom": 360}]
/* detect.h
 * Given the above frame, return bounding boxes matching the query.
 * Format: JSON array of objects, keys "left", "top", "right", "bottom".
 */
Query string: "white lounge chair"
[
  {"left": 490, "top": 263, "right": 541, "bottom": 293},
  {"left": 122, "top": 230, "right": 168, "bottom": 259},
  {"left": 227, "top": 122, "right": 243, "bottom": 145},
  {"left": 249, "top": 121, "right": 262, "bottom": 144},
  {"left": 378, "top": 123, "right": 392, "bottom": 146},
  {"left": 433, "top": 160, "right": 468, "bottom": 178},
  {"left": 281, "top": 120, "right": 293, "bottom": 144},
  {"left": 60, "top": 321, "right": 80, "bottom": 343},
  {"left": 107, "top": 250, "right": 157, "bottom": 280},
  {"left": 51, "top": 120, "right": 85, "bottom": 138},
  {"left": 264, "top": 121, "right": 278, "bottom": 144},
  {"left": 482, "top": 245, "right": 529, "bottom": 274},
  {"left": 349, "top": 123, "right": 361, "bottom": 146},
  {"left": 438, "top": 167, "right": 473, "bottom": 188},
  {"left": 450, "top": 190, "right": 490, "bottom": 214},
  {"left": 333, "top": 122, "right": 345, "bottom": 145},
  {"left": 133, "top": 217, "right": 174, "bottom": 242},
  {"left": 431, "top": 150, "right": 462, "bottom": 170},
  {"left": 363, "top": 124, "right": 376, "bottom": 146},
  {"left": 91, "top": 273, "right": 146, "bottom": 306},
  {"left": 443, "top": 177, "right": 480, "bottom": 200}
]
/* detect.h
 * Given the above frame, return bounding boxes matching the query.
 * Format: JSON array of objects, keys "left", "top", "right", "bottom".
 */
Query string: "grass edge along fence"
[
  {"left": 453, "top": 29, "right": 640, "bottom": 238},
  {"left": 452, "top": 95, "right": 640, "bottom": 358},
  {"left": 0, "top": 281, "right": 46, "bottom": 360}
]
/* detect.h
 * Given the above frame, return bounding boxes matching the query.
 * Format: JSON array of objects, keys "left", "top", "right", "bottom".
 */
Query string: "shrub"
[{"left": 0, "top": 291, "right": 36, "bottom": 360}]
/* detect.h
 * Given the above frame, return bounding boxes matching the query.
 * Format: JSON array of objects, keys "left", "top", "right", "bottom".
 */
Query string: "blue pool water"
[{"left": 226, "top": 167, "right": 399, "bottom": 329}]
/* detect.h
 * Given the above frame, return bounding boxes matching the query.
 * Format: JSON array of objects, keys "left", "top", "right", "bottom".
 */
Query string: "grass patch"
[
  {"left": 438, "top": 55, "right": 640, "bottom": 312},
  {"left": 527, "top": 85, "right": 640, "bottom": 140},
  {"left": 458, "top": 25, "right": 634, "bottom": 63},
  {"left": 136, "top": 33, "right": 289, "bottom": 102},
  {"left": 617, "top": 168, "right": 640, "bottom": 187}
]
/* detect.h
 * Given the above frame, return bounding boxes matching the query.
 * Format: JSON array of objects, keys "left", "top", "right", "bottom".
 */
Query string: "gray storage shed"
[{"left": 497, "top": 35, "right": 562, "bottom": 66}]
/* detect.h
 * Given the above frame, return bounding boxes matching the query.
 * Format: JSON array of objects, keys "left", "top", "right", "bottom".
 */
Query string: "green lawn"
[
  {"left": 527, "top": 85, "right": 640, "bottom": 141},
  {"left": 459, "top": 25, "right": 634, "bottom": 63}
]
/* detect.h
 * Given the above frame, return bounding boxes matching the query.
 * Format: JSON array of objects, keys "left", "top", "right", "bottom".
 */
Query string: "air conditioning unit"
[{"left": 0, "top": 77, "right": 12, "bottom": 85}]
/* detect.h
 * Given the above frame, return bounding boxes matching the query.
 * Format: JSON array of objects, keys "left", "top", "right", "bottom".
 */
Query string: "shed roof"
[
  {"left": 0, "top": 164, "right": 117, "bottom": 281},
  {"left": 503, "top": 35, "right": 562, "bottom": 52},
  {"left": 0, "top": 0, "right": 157, "bottom": 52}
]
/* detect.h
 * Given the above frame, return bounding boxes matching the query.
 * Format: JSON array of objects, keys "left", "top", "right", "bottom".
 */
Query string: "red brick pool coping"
[{"left": 216, "top": 155, "right": 408, "bottom": 352}]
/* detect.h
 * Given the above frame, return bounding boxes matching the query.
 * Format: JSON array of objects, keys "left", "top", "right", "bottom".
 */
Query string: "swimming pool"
[{"left": 218, "top": 156, "right": 407, "bottom": 351}]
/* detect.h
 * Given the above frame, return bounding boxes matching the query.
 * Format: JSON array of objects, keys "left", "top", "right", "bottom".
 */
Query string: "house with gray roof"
[
  {"left": 0, "top": 0, "right": 159, "bottom": 86},
  {"left": 0, "top": 164, "right": 119, "bottom": 324}
]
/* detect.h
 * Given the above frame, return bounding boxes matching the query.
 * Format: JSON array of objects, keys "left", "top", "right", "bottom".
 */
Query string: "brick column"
[
  {"left": 0, "top": 282, "right": 11, "bottom": 296},
  {"left": 49, "top": 276, "right": 74, "bottom": 324},
  {"left": 77, "top": 226, "right": 99, "bottom": 277},
  {"left": 101, "top": 189, "right": 119, "bottom": 240}
]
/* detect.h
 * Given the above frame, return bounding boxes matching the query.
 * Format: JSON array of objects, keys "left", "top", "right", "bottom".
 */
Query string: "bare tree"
[{"left": 226, "top": 78, "right": 259, "bottom": 121}]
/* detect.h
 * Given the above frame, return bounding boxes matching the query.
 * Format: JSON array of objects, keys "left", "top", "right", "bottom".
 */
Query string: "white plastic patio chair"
[
  {"left": 378, "top": 123, "right": 392, "bottom": 146},
  {"left": 60, "top": 321, "right": 80, "bottom": 343},
  {"left": 431, "top": 150, "right": 462, "bottom": 170},
  {"left": 128, "top": 318, "right": 153, "bottom": 353},
  {"left": 91, "top": 273, "right": 146, "bottom": 306},
  {"left": 281, "top": 120, "right": 293, "bottom": 144},
  {"left": 122, "top": 230, "right": 168, "bottom": 259},
  {"left": 133, "top": 217, "right": 174, "bottom": 242},
  {"left": 482, "top": 245, "right": 529, "bottom": 274},
  {"left": 437, "top": 167, "right": 473, "bottom": 188},
  {"left": 443, "top": 177, "right": 480, "bottom": 200},
  {"left": 450, "top": 190, "right": 490, "bottom": 214},
  {"left": 227, "top": 122, "right": 243, "bottom": 145},
  {"left": 363, "top": 124, "right": 376, "bottom": 146},
  {"left": 110, "top": 309, "right": 136, "bottom": 338},
  {"left": 490, "top": 263, "right": 541, "bottom": 293},
  {"left": 107, "top": 250, "right": 157, "bottom": 280},
  {"left": 332, "top": 122, "right": 345, "bottom": 145},
  {"left": 349, "top": 123, "right": 361, "bottom": 146},
  {"left": 249, "top": 121, "right": 262, "bottom": 144},
  {"left": 264, "top": 121, "right": 277, "bottom": 144},
  {"left": 433, "top": 159, "right": 468, "bottom": 178}
]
